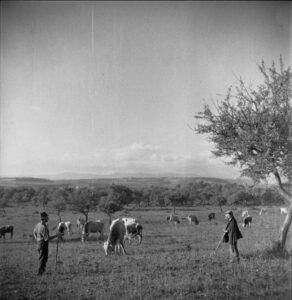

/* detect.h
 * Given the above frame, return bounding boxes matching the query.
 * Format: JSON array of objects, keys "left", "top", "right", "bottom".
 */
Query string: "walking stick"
[
  {"left": 214, "top": 231, "right": 227, "bottom": 253},
  {"left": 55, "top": 237, "right": 59, "bottom": 271}
]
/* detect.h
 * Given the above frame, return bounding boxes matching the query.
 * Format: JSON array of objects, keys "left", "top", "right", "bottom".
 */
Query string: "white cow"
[
  {"left": 103, "top": 219, "right": 126, "bottom": 256},
  {"left": 242, "top": 210, "right": 249, "bottom": 218},
  {"left": 280, "top": 207, "right": 288, "bottom": 214},
  {"left": 122, "top": 218, "right": 143, "bottom": 244},
  {"left": 57, "top": 221, "right": 73, "bottom": 236}
]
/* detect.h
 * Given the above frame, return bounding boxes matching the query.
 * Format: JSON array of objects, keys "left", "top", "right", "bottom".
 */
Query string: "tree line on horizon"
[{"left": 0, "top": 181, "right": 286, "bottom": 221}]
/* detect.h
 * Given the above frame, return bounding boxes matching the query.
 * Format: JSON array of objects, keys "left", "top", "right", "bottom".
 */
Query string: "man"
[
  {"left": 33, "top": 212, "right": 63, "bottom": 275},
  {"left": 223, "top": 210, "right": 243, "bottom": 263}
]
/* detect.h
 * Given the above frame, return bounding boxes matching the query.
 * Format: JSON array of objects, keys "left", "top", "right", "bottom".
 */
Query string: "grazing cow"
[
  {"left": 167, "top": 214, "right": 180, "bottom": 224},
  {"left": 242, "top": 210, "right": 249, "bottom": 218},
  {"left": 103, "top": 219, "right": 126, "bottom": 256},
  {"left": 259, "top": 207, "right": 267, "bottom": 215},
  {"left": 125, "top": 222, "right": 143, "bottom": 244},
  {"left": 280, "top": 207, "right": 288, "bottom": 214},
  {"left": 208, "top": 212, "right": 215, "bottom": 221},
  {"left": 121, "top": 217, "right": 142, "bottom": 243},
  {"left": 57, "top": 221, "right": 73, "bottom": 237},
  {"left": 242, "top": 216, "right": 252, "bottom": 227},
  {"left": 0, "top": 225, "right": 14, "bottom": 239},
  {"left": 187, "top": 215, "right": 199, "bottom": 225},
  {"left": 77, "top": 217, "right": 86, "bottom": 232},
  {"left": 81, "top": 220, "right": 105, "bottom": 242}
]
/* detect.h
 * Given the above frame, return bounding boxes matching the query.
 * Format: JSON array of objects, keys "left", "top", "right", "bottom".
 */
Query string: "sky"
[{"left": 0, "top": 1, "right": 291, "bottom": 179}]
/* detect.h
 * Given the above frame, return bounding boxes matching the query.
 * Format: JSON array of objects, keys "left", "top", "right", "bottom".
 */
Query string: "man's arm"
[
  {"left": 32, "top": 228, "right": 38, "bottom": 240},
  {"left": 48, "top": 232, "right": 63, "bottom": 241}
]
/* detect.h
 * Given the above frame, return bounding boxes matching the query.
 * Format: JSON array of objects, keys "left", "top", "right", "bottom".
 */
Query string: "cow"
[
  {"left": 103, "top": 219, "right": 126, "bottom": 256},
  {"left": 259, "top": 207, "right": 267, "bottom": 215},
  {"left": 121, "top": 217, "right": 142, "bottom": 243},
  {"left": 57, "top": 221, "right": 73, "bottom": 237},
  {"left": 187, "top": 215, "right": 199, "bottom": 225},
  {"left": 208, "top": 212, "right": 215, "bottom": 221},
  {"left": 241, "top": 210, "right": 249, "bottom": 218},
  {"left": 167, "top": 214, "right": 180, "bottom": 224},
  {"left": 242, "top": 216, "right": 252, "bottom": 227},
  {"left": 125, "top": 222, "right": 143, "bottom": 244},
  {"left": 77, "top": 217, "right": 86, "bottom": 233},
  {"left": 81, "top": 220, "right": 105, "bottom": 242},
  {"left": 0, "top": 225, "right": 14, "bottom": 239},
  {"left": 280, "top": 207, "right": 288, "bottom": 214}
]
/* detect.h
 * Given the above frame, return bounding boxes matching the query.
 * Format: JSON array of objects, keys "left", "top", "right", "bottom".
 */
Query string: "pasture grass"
[{"left": 0, "top": 205, "right": 291, "bottom": 299}]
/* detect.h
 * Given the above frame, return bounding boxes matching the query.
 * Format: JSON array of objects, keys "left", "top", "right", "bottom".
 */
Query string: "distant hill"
[
  {"left": 0, "top": 175, "right": 252, "bottom": 189},
  {"left": 0, "top": 177, "right": 54, "bottom": 187}
]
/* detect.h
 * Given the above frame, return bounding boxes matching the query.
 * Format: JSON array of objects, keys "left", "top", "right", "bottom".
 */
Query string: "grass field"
[{"left": 0, "top": 204, "right": 291, "bottom": 299}]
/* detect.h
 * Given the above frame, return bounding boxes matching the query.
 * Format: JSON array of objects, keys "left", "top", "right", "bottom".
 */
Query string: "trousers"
[
  {"left": 38, "top": 240, "right": 49, "bottom": 274},
  {"left": 229, "top": 241, "right": 240, "bottom": 263}
]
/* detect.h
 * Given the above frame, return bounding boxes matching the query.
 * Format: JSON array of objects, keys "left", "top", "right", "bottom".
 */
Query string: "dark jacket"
[{"left": 224, "top": 216, "right": 243, "bottom": 244}]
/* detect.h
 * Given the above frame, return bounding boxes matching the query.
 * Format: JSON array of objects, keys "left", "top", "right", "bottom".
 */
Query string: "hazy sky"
[{"left": 1, "top": 1, "right": 291, "bottom": 178}]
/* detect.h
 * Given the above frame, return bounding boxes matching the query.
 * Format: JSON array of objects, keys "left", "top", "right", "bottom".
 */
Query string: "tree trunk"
[
  {"left": 273, "top": 170, "right": 291, "bottom": 250},
  {"left": 278, "top": 203, "right": 292, "bottom": 249},
  {"left": 84, "top": 213, "right": 88, "bottom": 223},
  {"left": 108, "top": 213, "right": 112, "bottom": 225}
]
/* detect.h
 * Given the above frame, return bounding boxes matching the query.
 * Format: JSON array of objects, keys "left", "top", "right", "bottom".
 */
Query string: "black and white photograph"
[{"left": 0, "top": 1, "right": 291, "bottom": 299}]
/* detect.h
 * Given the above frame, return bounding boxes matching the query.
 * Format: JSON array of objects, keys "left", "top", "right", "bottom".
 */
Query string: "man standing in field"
[
  {"left": 33, "top": 212, "right": 63, "bottom": 275},
  {"left": 223, "top": 210, "right": 243, "bottom": 263}
]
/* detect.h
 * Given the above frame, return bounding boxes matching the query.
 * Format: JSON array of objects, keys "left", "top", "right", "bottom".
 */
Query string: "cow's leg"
[
  {"left": 120, "top": 241, "right": 126, "bottom": 255},
  {"left": 81, "top": 233, "right": 85, "bottom": 242},
  {"left": 114, "top": 244, "right": 119, "bottom": 255}
]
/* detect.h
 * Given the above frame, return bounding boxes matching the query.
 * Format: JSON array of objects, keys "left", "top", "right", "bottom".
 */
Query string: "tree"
[
  {"left": 195, "top": 57, "right": 292, "bottom": 250},
  {"left": 210, "top": 195, "right": 227, "bottom": 211},
  {"left": 0, "top": 187, "right": 10, "bottom": 215},
  {"left": 99, "top": 184, "right": 133, "bottom": 224},
  {"left": 49, "top": 188, "right": 68, "bottom": 222},
  {"left": 33, "top": 187, "right": 50, "bottom": 210},
  {"left": 69, "top": 187, "right": 100, "bottom": 222}
]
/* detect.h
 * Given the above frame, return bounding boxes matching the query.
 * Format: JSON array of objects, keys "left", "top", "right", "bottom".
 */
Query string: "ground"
[{"left": 0, "top": 205, "right": 291, "bottom": 299}]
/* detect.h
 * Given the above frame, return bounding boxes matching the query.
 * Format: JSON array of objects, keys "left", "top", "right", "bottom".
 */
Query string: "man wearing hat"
[
  {"left": 33, "top": 212, "right": 63, "bottom": 275},
  {"left": 223, "top": 210, "right": 243, "bottom": 263}
]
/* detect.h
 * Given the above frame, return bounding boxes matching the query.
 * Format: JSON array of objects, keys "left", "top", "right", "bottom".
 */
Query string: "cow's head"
[{"left": 103, "top": 241, "right": 114, "bottom": 256}]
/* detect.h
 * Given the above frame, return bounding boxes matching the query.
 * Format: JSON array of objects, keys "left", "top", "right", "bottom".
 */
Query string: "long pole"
[
  {"left": 214, "top": 232, "right": 226, "bottom": 253},
  {"left": 55, "top": 238, "right": 59, "bottom": 271}
]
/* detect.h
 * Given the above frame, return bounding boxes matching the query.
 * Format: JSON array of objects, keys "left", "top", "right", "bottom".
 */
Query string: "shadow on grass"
[{"left": 242, "top": 241, "right": 290, "bottom": 260}]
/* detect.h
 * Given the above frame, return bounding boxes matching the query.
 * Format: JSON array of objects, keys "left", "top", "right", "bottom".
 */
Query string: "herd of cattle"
[
  {"left": 0, "top": 206, "right": 289, "bottom": 256},
  {"left": 57, "top": 217, "right": 143, "bottom": 255}
]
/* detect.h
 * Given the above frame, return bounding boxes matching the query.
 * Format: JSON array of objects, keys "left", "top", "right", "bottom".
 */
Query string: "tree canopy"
[
  {"left": 195, "top": 57, "right": 292, "bottom": 194},
  {"left": 195, "top": 57, "right": 292, "bottom": 249}
]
